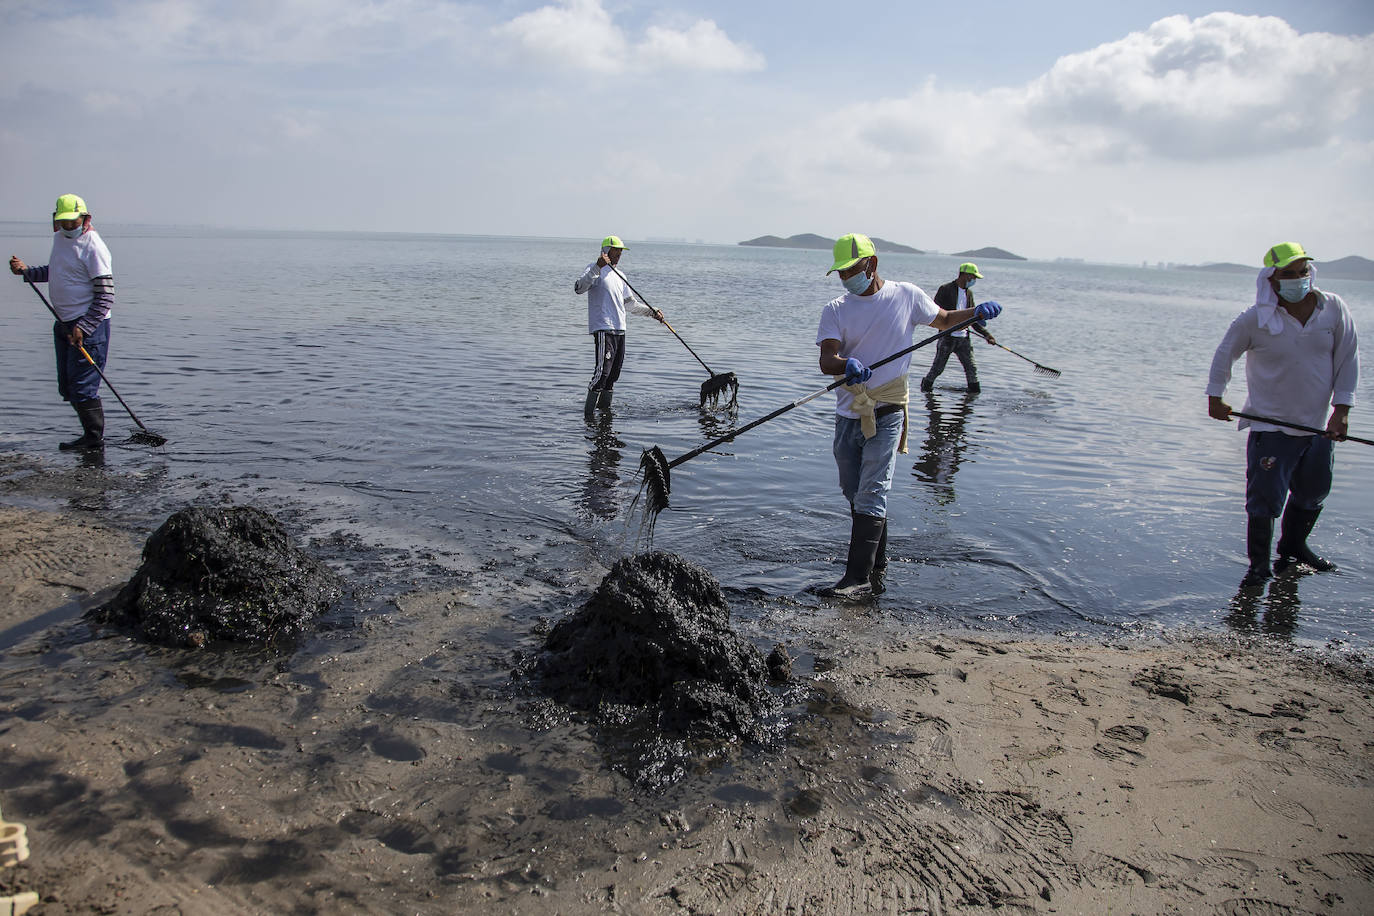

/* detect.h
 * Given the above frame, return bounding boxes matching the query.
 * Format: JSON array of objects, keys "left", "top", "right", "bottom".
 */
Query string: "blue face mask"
[
  {"left": 965, "top": 277, "right": 976, "bottom": 288},
  {"left": 841, "top": 264, "right": 872, "bottom": 295},
  {"left": 1276, "top": 276, "right": 1311, "bottom": 302},
  {"left": 60, "top": 225, "right": 84, "bottom": 239}
]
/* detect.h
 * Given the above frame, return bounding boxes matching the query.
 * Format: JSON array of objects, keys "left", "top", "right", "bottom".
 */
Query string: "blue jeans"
[
  {"left": 54, "top": 318, "right": 109, "bottom": 404},
  {"left": 833, "top": 411, "right": 904, "bottom": 518},
  {"left": 1245, "top": 430, "right": 1333, "bottom": 518}
]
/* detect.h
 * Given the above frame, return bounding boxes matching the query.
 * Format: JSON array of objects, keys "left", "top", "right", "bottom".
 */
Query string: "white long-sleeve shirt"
[
  {"left": 1206, "top": 289, "right": 1360, "bottom": 434},
  {"left": 573, "top": 262, "right": 654, "bottom": 334}
]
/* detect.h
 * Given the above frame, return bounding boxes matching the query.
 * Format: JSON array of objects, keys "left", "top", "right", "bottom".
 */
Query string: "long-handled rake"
[
  {"left": 610, "top": 267, "right": 739, "bottom": 408},
  {"left": 638, "top": 316, "right": 980, "bottom": 517},
  {"left": 26, "top": 280, "right": 168, "bottom": 447},
  {"left": 1231, "top": 411, "right": 1373, "bottom": 446},
  {"left": 982, "top": 334, "right": 1060, "bottom": 377}
]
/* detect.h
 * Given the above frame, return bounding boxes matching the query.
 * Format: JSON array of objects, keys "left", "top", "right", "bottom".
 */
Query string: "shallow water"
[{"left": 2, "top": 225, "right": 1371, "bottom": 649}]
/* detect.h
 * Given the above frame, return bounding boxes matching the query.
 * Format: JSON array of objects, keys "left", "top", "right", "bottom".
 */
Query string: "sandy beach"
[{"left": 1, "top": 455, "right": 1371, "bottom": 915}]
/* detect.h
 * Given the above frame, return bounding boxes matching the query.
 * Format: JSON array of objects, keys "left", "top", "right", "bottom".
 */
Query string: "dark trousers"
[
  {"left": 923, "top": 335, "right": 977, "bottom": 385},
  {"left": 587, "top": 330, "right": 626, "bottom": 392},
  {"left": 1245, "top": 430, "right": 1333, "bottom": 518},
  {"left": 54, "top": 318, "right": 109, "bottom": 403}
]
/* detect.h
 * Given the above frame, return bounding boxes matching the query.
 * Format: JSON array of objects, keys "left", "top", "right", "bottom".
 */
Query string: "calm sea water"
[{"left": 2, "top": 225, "right": 1371, "bottom": 650}]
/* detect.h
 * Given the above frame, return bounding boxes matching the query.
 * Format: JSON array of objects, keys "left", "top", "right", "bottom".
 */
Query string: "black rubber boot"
[
  {"left": 60, "top": 399, "right": 105, "bottom": 451},
  {"left": 869, "top": 518, "right": 888, "bottom": 595},
  {"left": 1240, "top": 515, "right": 1273, "bottom": 588},
  {"left": 919, "top": 376, "right": 933, "bottom": 392},
  {"left": 819, "top": 513, "right": 885, "bottom": 600},
  {"left": 1274, "top": 505, "right": 1336, "bottom": 573},
  {"left": 584, "top": 389, "right": 600, "bottom": 418},
  {"left": 596, "top": 390, "right": 613, "bottom": 410}
]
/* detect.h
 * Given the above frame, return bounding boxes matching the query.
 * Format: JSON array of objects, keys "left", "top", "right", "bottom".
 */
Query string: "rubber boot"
[
  {"left": 60, "top": 398, "right": 105, "bottom": 451},
  {"left": 596, "top": 389, "right": 613, "bottom": 410},
  {"left": 966, "top": 377, "right": 981, "bottom": 394},
  {"left": 919, "top": 376, "right": 933, "bottom": 393},
  {"left": 1240, "top": 515, "right": 1273, "bottom": 588},
  {"left": 819, "top": 513, "right": 885, "bottom": 599},
  {"left": 869, "top": 518, "right": 888, "bottom": 595},
  {"left": 584, "top": 389, "right": 600, "bottom": 418},
  {"left": 1274, "top": 505, "right": 1336, "bottom": 573}
]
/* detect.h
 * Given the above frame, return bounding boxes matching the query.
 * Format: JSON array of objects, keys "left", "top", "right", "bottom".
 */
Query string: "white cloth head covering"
[{"left": 1253, "top": 266, "right": 1283, "bottom": 335}]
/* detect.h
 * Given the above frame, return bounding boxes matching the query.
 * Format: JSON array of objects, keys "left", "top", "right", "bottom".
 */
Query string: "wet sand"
[{"left": 1, "top": 455, "right": 1372, "bottom": 915}]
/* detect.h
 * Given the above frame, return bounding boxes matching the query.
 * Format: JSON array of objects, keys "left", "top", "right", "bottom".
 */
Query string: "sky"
[{"left": 1, "top": 0, "right": 1372, "bottom": 264}]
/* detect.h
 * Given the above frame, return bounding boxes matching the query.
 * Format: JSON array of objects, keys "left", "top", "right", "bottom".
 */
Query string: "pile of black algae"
[
  {"left": 93, "top": 506, "right": 342, "bottom": 649},
  {"left": 535, "top": 552, "right": 783, "bottom": 786}
]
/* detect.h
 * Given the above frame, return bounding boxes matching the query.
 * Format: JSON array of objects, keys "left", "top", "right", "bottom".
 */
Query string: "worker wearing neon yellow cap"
[
  {"left": 1207, "top": 241, "right": 1360, "bottom": 588},
  {"left": 9, "top": 194, "right": 116, "bottom": 451},
  {"left": 573, "top": 235, "right": 665, "bottom": 416},
  {"left": 920, "top": 262, "right": 997, "bottom": 393},
  {"left": 815, "top": 234, "right": 1004, "bottom": 599}
]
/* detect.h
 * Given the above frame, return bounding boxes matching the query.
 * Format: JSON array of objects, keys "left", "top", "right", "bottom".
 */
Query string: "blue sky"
[{"left": 2, "top": 1, "right": 1371, "bottom": 263}]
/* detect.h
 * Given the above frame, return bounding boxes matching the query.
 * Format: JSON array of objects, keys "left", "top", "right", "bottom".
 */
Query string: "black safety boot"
[
  {"left": 1274, "top": 505, "right": 1336, "bottom": 574},
  {"left": 818, "top": 513, "right": 886, "bottom": 600},
  {"left": 60, "top": 398, "right": 105, "bottom": 451},
  {"left": 869, "top": 517, "right": 888, "bottom": 595},
  {"left": 1240, "top": 515, "right": 1273, "bottom": 588}
]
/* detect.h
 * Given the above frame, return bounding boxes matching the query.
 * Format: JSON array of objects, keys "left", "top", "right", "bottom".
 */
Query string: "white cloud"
[
  {"left": 636, "top": 20, "right": 764, "bottom": 72},
  {"left": 752, "top": 13, "right": 1374, "bottom": 188},
  {"left": 497, "top": 0, "right": 622, "bottom": 73},
  {"left": 498, "top": 0, "right": 763, "bottom": 74},
  {"left": 1024, "top": 13, "right": 1374, "bottom": 160}
]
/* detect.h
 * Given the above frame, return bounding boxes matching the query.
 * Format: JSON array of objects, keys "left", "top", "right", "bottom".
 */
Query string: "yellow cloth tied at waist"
[{"left": 843, "top": 374, "right": 911, "bottom": 454}]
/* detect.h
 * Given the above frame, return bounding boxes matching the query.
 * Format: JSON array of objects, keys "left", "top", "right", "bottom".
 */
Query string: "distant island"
[
  {"left": 739, "top": 233, "right": 923, "bottom": 255},
  {"left": 1175, "top": 255, "right": 1374, "bottom": 281},
  {"left": 950, "top": 246, "right": 1026, "bottom": 261}
]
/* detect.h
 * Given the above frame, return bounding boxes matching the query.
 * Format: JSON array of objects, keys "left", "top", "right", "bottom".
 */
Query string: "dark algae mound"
[
  {"left": 536, "top": 552, "right": 784, "bottom": 788},
  {"left": 94, "top": 506, "right": 342, "bottom": 649}
]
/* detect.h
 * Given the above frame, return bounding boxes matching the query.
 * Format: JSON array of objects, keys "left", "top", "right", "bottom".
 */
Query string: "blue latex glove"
[
  {"left": 974, "top": 300, "right": 1002, "bottom": 321},
  {"left": 843, "top": 357, "right": 872, "bottom": 385}
]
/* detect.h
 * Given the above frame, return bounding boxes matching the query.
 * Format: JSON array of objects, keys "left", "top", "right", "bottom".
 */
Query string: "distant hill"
[
  {"left": 1189, "top": 262, "right": 1252, "bottom": 274},
  {"left": 870, "top": 237, "right": 924, "bottom": 255},
  {"left": 739, "top": 233, "right": 923, "bottom": 255},
  {"left": 1180, "top": 255, "right": 1374, "bottom": 281},
  {"left": 1320, "top": 256, "right": 1374, "bottom": 281},
  {"left": 739, "top": 233, "right": 831, "bottom": 250},
  {"left": 950, "top": 246, "right": 1026, "bottom": 261}
]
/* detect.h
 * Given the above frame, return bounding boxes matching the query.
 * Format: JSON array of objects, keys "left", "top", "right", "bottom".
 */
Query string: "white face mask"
[
  {"left": 840, "top": 260, "right": 872, "bottom": 295},
  {"left": 1276, "top": 276, "right": 1311, "bottom": 302},
  {"left": 60, "top": 225, "right": 84, "bottom": 239}
]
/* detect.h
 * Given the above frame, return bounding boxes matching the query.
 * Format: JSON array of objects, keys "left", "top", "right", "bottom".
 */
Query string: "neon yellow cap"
[
  {"left": 1263, "top": 242, "right": 1312, "bottom": 269},
  {"left": 827, "top": 233, "right": 876, "bottom": 274},
  {"left": 601, "top": 235, "right": 628, "bottom": 249},
  {"left": 53, "top": 194, "right": 88, "bottom": 221},
  {"left": 958, "top": 262, "right": 983, "bottom": 278}
]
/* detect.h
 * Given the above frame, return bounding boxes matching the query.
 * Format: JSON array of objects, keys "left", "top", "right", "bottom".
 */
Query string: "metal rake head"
[
  {"left": 126, "top": 429, "right": 168, "bottom": 447},
  {"left": 699, "top": 372, "right": 739, "bottom": 410}
]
